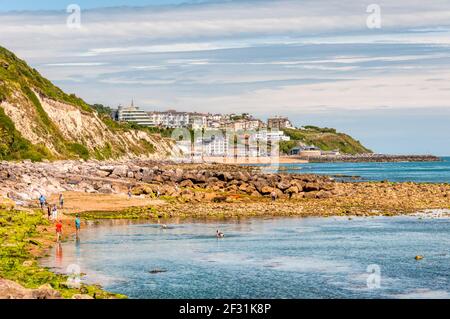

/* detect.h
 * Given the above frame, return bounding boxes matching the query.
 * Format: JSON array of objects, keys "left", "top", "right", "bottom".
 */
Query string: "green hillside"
[
  {"left": 0, "top": 46, "right": 171, "bottom": 161},
  {"left": 282, "top": 126, "right": 372, "bottom": 155}
]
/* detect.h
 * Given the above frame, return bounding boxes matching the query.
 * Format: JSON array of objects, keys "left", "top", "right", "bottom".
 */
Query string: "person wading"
[
  {"left": 75, "top": 215, "right": 81, "bottom": 238},
  {"left": 56, "top": 220, "right": 63, "bottom": 242}
]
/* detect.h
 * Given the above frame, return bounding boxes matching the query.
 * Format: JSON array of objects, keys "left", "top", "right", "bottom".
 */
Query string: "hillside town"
[
  {"left": 111, "top": 101, "right": 309, "bottom": 159},
  {"left": 112, "top": 100, "right": 294, "bottom": 131}
]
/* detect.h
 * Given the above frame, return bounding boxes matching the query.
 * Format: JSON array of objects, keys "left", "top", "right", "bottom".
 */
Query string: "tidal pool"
[{"left": 41, "top": 216, "right": 450, "bottom": 299}]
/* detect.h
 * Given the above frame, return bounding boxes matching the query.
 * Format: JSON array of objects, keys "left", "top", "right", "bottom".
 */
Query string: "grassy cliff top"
[
  {"left": 0, "top": 46, "right": 91, "bottom": 112},
  {"left": 282, "top": 126, "right": 372, "bottom": 155}
]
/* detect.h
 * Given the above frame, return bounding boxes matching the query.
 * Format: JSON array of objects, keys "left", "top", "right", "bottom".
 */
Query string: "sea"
[
  {"left": 268, "top": 156, "right": 450, "bottom": 183},
  {"left": 42, "top": 215, "right": 450, "bottom": 299},
  {"left": 41, "top": 158, "right": 450, "bottom": 299}
]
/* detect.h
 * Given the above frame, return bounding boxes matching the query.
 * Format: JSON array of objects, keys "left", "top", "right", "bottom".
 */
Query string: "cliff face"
[{"left": 0, "top": 46, "right": 180, "bottom": 161}]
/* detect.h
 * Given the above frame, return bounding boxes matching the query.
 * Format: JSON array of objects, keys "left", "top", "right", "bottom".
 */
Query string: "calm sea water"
[
  {"left": 43, "top": 216, "right": 450, "bottom": 299},
  {"left": 269, "top": 157, "right": 450, "bottom": 183}
]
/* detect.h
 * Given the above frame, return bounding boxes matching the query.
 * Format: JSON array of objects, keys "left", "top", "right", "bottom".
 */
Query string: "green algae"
[{"left": 0, "top": 209, "right": 125, "bottom": 299}]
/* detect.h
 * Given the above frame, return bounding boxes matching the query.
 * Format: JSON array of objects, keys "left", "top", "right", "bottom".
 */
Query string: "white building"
[
  {"left": 147, "top": 110, "right": 190, "bottom": 128},
  {"left": 189, "top": 114, "right": 208, "bottom": 129},
  {"left": 254, "top": 130, "right": 291, "bottom": 142},
  {"left": 116, "top": 101, "right": 153, "bottom": 126}
]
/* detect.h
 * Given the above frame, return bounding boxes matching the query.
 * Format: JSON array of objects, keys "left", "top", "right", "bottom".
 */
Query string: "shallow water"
[
  {"left": 257, "top": 156, "right": 450, "bottom": 183},
  {"left": 42, "top": 216, "right": 450, "bottom": 299}
]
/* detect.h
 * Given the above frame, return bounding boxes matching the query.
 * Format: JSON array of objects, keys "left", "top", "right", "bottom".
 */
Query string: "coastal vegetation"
[
  {"left": 0, "top": 46, "right": 91, "bottom": 113},
  {"left": 0, "top": 46, "right": 179, "bottom": 162},
  {"left": 0, "top": 106, "right": 53, "bottom": 161},
  {"left": 0, "top": 208, "right": 124, "bottom": 299},
  {"left": 282, "top": 126, "right": 372, "bottom": 154}
]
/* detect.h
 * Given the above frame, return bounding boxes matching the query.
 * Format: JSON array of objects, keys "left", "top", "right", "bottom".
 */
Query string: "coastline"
[
  {"left": 295, "top": 154, "right": 441, "bottom": 163},
  {"left": 1, "top": 159, "right": 450, "bottom": 299},
  {"left": 0, "top": 206, "right": 125, "bottom": 299}
]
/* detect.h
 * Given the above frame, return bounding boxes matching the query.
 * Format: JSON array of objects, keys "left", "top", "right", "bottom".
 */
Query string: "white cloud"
[
  {"left": 1, "top": 0, "right": 450, "bottom": 116},
  {"left": 168, "top": 72, "right": 450, "bottom": 113},
  {"left": 45, "top": 62, "right": 108, "bottom": 67}
]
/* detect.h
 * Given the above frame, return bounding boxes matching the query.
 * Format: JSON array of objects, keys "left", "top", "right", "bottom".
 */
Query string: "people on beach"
[
  {"left": 56, "top": 220, "right": 63, "bottom": 242},
  {"left": 39, "top": 194, "right": 46, "bottom": 209},
  {"left": 216, "top": 229, "right": 224, "bottom": 238},
  {"left": 59, "top": 193, "right": 64, "bottom": 209},
  {"left": 51, "top": 204, "right": 58, "bottom": 221},
  {"left": 270, "top": 190, "right": 278, "bottom": 201},
  {"left": 75, "top": 214, "right": 81, "bottom": 238}
]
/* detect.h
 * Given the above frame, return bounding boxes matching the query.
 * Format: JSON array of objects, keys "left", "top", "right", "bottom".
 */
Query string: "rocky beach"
[
  {"left": 1, "top": 159, "right": 449, "bottom": 217},
  {"left": 1, "top": 158, "right": 450, "bottom": 299}
]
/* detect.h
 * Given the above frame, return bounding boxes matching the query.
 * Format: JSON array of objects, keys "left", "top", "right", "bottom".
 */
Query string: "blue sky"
[
  {"left": 0, "top": 0, "right": 193, "bottom": 11},
  {"left": 1, "top": 0, "right": 450, "bottom": 155}
]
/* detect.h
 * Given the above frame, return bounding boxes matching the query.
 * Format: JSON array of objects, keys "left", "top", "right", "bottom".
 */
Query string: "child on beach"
[
  {"left": 52, "top": 204, "right": 58, "bottom": 220},
  {"left": 75, "top": 215, "right": 81, "bottom": 238},
  {"left": 56, "top": 220, "right": 63, "bottom": 242}
]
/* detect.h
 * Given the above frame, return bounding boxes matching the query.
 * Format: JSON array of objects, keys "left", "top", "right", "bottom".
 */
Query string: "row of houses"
[
  {"left": 177, "top": 130, "right": 291, "bottom": 158},
  {"left": 111, "top": 101, "right": 300, "bottom": 157},
  {"left": 112, "top": 102, "right": 294, "bottom": 131}
]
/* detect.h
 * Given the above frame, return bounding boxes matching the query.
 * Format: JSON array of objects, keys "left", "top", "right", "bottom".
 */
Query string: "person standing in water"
[
  {"left": 59, "top": 193, "right": 64, "bottom": 209},
  {"left": 75, "top": 215, "right": 81, "bottom": 238},
  {"left": 56, "top": 220, "right": 63, "bottom": 242}
]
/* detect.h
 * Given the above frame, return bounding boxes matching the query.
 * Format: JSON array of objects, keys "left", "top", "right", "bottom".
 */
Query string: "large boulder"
[
  {"left": 179, "top": 179, "right": 194, "bottom": 188},
  {"left": 285, "top": 186, "right": 299, "bottom": 195},
  {"left": 0, "top": 280, "right": 62, "bottom": 299},
  {"left": 98, "top": 165, "right": 115, "bottom": 173},
  {"left": 207, "top": 177, "right": 219, "bottom": 184},
  {"left": 315, "top": 190, "right": 332, "bottom": 199},
  {"left": 252, "top": 179, "right": 269, "bottom": 193},
  {"left": 304, "top": 182, "right": 321, "bottom": 192},
  {"left": 260, "top": 186, "right": 274, "bottom": 195},
  {"left": 111, "top": 166, "right": 129, "bottom": 178},
  {"left": 31, "top": 284, "right": 62, "bottom": 299},
  {"left": 0, "top": 279, "right": 32, "bottom": 299},
  {"left": 98, "top": 184, "right": 114, "bottom": 194},
  {"left": 276, "top": 180, "right": 291, "bottom": 191}
]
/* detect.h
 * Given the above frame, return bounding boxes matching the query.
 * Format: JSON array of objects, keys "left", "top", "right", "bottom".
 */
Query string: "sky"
[{"left": 0, "top": 0, "right": 449, "bottom": 155}]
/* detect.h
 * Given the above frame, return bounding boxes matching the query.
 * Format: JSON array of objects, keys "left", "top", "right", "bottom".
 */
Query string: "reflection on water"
[
  {"left": 55, "top": 243, "right": 63, "bottom": 268},
  {"left": 41, "top": 216, "right": 450, "bottom": 299}
]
